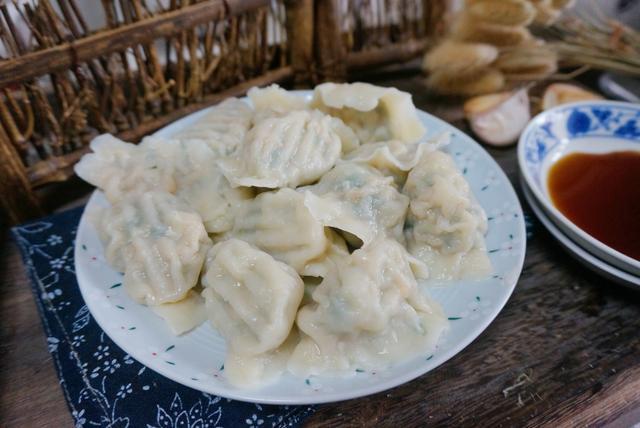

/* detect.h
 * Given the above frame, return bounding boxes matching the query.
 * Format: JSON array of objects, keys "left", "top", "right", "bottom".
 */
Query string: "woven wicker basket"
[{"left": 0, "top": 0, "right": 446, "bottom": 225}]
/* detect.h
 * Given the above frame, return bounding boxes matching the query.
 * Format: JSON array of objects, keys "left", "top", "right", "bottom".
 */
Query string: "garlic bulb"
[
  {"left": 541, "top": 83, "right": 602, "bottom": 110},
  {"left": 464, "top": 89, "right": 531, "bottom": 146}
]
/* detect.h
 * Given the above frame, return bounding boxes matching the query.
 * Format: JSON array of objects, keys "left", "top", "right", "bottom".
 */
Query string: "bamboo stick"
[
  {"left": 315, "top": 0, "right": 347, "bottom": 81},
  {"left": 0, "top": 0, "right": 269, "bottom": 87},
  {"left": 0, "top": 122, "right": 43, "bottom": 223},
  {"left": 285, "top": 0, "right": 314, "bottom": 85},
  {"left": 346, "top": 38, "right": 430, "bottom": 70}
]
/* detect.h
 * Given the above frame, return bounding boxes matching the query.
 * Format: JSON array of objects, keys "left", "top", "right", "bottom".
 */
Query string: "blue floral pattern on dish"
[{"left": 520, "top": 102, "right": 640, "bottom": 186}]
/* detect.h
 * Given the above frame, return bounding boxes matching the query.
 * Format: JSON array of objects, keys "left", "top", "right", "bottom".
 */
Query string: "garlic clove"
[
  {"left": 464, "top": 89, "right": 531, "bottom": 146},
  {"left": 541, "top": 83, "right": 603, "bottom": 110}
]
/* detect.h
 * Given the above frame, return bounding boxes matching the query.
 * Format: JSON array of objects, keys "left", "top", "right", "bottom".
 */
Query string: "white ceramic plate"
[
  {"left": 518, "top": 101, "right": 640, "bottom": 276},
  {"left": 521, "top": 178, "right": 640, "bottom": 288},
  {"left": 75, "top": 91, "right": 526, "bottom": 404}
]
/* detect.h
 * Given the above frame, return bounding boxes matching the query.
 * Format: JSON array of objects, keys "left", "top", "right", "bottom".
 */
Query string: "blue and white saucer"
[{"left": 518, "top": 100, "right": 640, "bottom": 278}]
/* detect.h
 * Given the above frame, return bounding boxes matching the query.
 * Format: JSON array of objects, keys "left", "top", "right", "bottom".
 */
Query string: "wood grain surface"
[{"left": 2, "top": 73, "right": 640, "bottom": 428}]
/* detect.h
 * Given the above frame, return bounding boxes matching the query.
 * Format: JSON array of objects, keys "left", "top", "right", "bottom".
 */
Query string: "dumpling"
[
  {"left": 150, "top": 290, "right": 207, "bottom": 335},
  {"left": 403, "top": 151, "right": 492, "bottom": 280},
  {"left": 176, "top": 167, "right": 253, "bottom": 234},
  {"left": 342, "top": 133, "right": 450, "bottom": 186},
  {"left": 224, "top": 329, "right": 299, "bottom": 389},
  {"left": 288, "top": 238, "right": 446, "bottom": 377},
  {"left": 220, "top": 110, "right": 342, "bottom": 188},
  {"left": 300, "top": 163, "right": 409, "bottom": 246},
  {"left": 95, "top": 191, "right": 211, "bottom": 305},
  {"left": 170, "top": 97, "right": 253, "bottom": 157},
  {"left": 311, "top": 82, "right": 426, "bottom": 144},
  {"left": 134, "top": 136, "right": 254, "bottom": 234},
  {"left": 201, "top": 239, "right": 303, "bottom": 356},
  {"left": 248, "top": 84, "right": 309, "bottom": 122},
  {"left": 225, "top": 188, "right": 329, "bottom": 272},
  {"left": 74, "top": 134, "right": 176, "bottom": 203}
]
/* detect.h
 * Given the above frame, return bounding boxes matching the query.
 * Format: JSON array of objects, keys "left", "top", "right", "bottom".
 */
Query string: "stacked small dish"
[{"left": 518, "top": 100, "right": 640, "bottom": 288}]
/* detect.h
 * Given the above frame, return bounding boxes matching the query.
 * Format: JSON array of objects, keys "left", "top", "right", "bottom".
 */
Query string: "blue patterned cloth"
[{"left": 11, "top": 207, "right": 315, "bottom": 428}]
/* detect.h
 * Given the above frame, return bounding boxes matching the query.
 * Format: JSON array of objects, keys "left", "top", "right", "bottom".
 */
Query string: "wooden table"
[{"left": 2, "top": 74, "right": 640, "bottom": 428}]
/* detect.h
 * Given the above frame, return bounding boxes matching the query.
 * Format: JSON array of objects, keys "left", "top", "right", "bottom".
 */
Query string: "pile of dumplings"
[{"left": 75, "top": 82, "right": 492, "bottom": 388}]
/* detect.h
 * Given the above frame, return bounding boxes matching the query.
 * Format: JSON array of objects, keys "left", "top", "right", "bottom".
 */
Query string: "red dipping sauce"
[{"left": 547, "top": 151, "right": 640, "bottom": 261}]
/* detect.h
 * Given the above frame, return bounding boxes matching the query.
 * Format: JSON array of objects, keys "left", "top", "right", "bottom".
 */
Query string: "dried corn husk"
[
  {"left": 427, "top": 68, "right": 505, "bottom": 95},
  {"left": 467, "top": 0, "right": 536, "bottom": 26},
  {"left": 453, "top": 16, "right": 532, "bottom": 46},
  {"left": 422, "top": 41, "right": 499, "bottom": 74}
]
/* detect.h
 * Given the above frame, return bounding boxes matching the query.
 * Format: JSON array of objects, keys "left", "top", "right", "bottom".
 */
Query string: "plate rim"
[
  {"left": 520, "top": 177, "right": 640, "bottom": 288},
  {"left": 75, "top": 93, "right": 527, "bottom": 404},
  {"left": 517, "top": 100, "right": 640, "bottom": 274}
]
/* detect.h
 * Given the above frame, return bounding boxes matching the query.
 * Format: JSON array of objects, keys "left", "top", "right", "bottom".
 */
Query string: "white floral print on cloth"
[{"left": 11, "top": 207, "right": 315, "bottom": 428}]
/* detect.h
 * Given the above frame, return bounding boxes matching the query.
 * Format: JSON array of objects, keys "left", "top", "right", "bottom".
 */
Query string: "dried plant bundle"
[
  {"left": 453, "top": 16, "right": 532, "bottom": 46},
  {"left": 427, "top": 68, "right": 505, "bottom": 95},
  {"left": 422, "top": 41, "right": 499, "bottom": 74},
  {"left": 466, "top": 0, "right": 536, "bottom": 27},
  {"left": 495, "top": 45, "right": 558, "bottom": 79},
  {"left": 542, "top": 2, "right": 640, "bottom": 76},
  {"left": 532, "top": 1, "right": 563, "bottom": 26}
]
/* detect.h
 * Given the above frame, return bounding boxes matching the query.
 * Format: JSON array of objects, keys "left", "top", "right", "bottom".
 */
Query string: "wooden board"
[{"left": 2, "top": 74, "right": 640, "bottom": 428}]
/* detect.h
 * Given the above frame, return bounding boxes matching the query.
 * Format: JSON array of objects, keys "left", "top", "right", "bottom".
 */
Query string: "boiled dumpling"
[
  {"left": 168, "top": 139, "right": 253, "bottom": 233},
  {"left": 403, "top": 151, "right": 491, "bottom": 280},
  {"left": 220, "top": 110, "right": 342, "bottom": 188},
  {"left": 312, "top": 82, "right": 426, "bottom": 144},
  {"left": 95, "top": 191, "right": 211, "bottom": 305},
  {"left": 138, "top": 136, "right": 254, "bottom": 234},
  {"left": 224, "top": 330, "right": 299, "bottom": 389},
  {"left": 150, "top": 290, "right": 207, "bottom": 335},
  {"left": 248, "top": 84, "right": 309, "bottom": 122},
  {"left": 170, "top": 97, "right": 253, "bottom": 157},
  {"left": 301, "top": 163, "right": 409, "bottom": 246},
  {"left": 342, "top": 133, "right": 449, "bottom": 186},
  {"left": 288, "top": 238, "right": 446, "bottom": 377},
  {"left": 74, "top": 134, "right": 176, "bottom": 203},
  {"left": 201, "top": 239, "right": 303, "bottom": 356},
  {"left": 176, "top": 167, "right": 253, "bottom": 234},
  {"left": 225, "top": 188, "right": 329, "bottom": 272}
]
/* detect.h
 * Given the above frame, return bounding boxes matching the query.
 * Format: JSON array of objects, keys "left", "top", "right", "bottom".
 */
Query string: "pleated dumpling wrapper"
[
  {"left": 94, "top": 191, "right": 211, "bottom": 306},
  {"left": 403, "top": 151, "right": 492, "bottom": 281},
  {"left": 202, "top": 239, "right": 304, "bottom": 388},
  {"left": 220, "top": 110, "right": 344, "bottom": 188},
  {"left": 289, "top": 237, "right": 446, "bottom": 377},
  {"left": 225, "top": 188, "right": 329, "bottom": 273},
  {"left": 301, "top": 163, "right": 409, "bottom": 247},
  {"left": 312, "top": 82, "right": 426, "bottom": 144}
]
